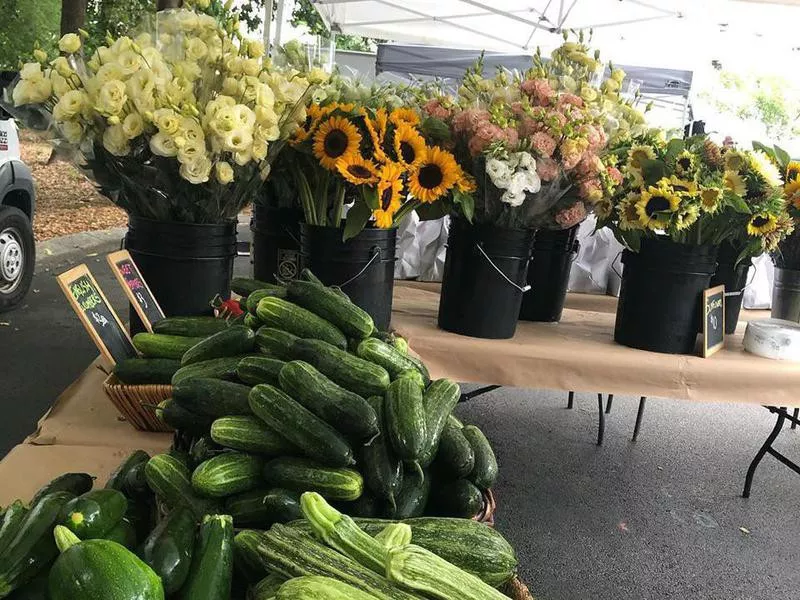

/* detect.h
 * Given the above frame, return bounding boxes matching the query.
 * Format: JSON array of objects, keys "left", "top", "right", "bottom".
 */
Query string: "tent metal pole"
[
  {"left": 263, "top": 0, "right": 274, "bottom": 53},
  {"left": 559, "top": 0, "right": 579, "bottom": 29},
  {"left": 457, "top": 0, "right": 547, "bottom": 29},
  {"left": 557, "top": 0, "right": 564, "bottom": 26},
  {"left": 524, "top": 0, "right": 553, "bottom": 48},
  {"left": 627, "top": 0, "right": 678, "bottom": 16},
  {"left": 274, "top": 0, "right": 286, "bottom": 49}
]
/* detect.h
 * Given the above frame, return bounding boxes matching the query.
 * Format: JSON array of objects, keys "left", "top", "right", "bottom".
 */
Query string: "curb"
[{"left": 37, "top": 227, "right": 126, "bottom": 261}]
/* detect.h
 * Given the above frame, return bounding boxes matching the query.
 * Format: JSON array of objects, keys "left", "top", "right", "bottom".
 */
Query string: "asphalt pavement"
[{"left": 2, "top": 225, "right": 800, "bottom": 599}]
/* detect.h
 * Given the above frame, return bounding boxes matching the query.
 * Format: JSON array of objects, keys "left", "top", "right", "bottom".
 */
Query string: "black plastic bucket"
[
  {"left": 251, "top": 204, "right": 302, "bottom": 283},
  {"left": 438, "top": 219, "right": 535, "bottom": 339},
  {"left": 614, "top": 238, "right": 718, "bottom": 354},
  {"left": 772, "top": 267, "right": 800, "bottom": 323},
  {"left": 710, "top": 242, "right": 750, "bottom": 334},
  {"left": 125, "top": 216, "right": 237, "bottom": 334},
  {"left": 300, "top": 224, "right": 396, "bottom": 330},
  {"left": 519, "top": 225, "right": 579, "bottom": 322}
]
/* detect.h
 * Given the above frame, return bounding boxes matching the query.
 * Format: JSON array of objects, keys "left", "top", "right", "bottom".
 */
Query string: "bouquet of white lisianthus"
[{"left": 5, "top": 3, "right": 322, "bottom": 223}]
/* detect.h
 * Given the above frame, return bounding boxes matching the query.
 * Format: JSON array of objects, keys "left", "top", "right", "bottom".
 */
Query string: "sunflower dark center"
[
  {"left": 645, "top": 195, "right": 671, "bottom": 216},
  {"left": 324, "top": 130, "right": 349, "bottom": 158},
  {"left": 347, "top": 164, "right": 372, "bottom": 179},
  {"left": 789, "top": 169, "right": 799, "bottom": 182},
  {"left": 381, "top": 187, "right": 394, "bottom": 210},
  {"left": 678, "top": 158, "right": 691, "bottom": 170},
  {"left": 673, "top": 184, "right": 688, "bottom": 193},
  {"left": 400, "top": 141, "right": 416, "bottom": 164},
  {"left": 752, "top": 215, "right": 769, "bottom": 227},
  {"left": 418, "top": 164, "right": 444, "bottom": 189}
]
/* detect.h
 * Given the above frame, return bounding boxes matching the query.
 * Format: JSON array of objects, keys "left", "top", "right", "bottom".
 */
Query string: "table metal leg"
[
  {"left": 605, "top": 394, "right": 614, "bottom": 414},
  {"left": 567, "top": 391, "right": 574, "bottom": 409},
  {"left": 597, "top": 393, "right": 605, "bottom": 446},
  {"left": 743, "top": 407, "right": 787, "bottom": 498},
  {"left": 632, "top": 397, "right": 647, "bottom": 442},
  {"left": 793, "top": 408, "right": 798, "bottom": 430},
  {"left": 460, "top": 385, "right": 502, "bottom": 403}
]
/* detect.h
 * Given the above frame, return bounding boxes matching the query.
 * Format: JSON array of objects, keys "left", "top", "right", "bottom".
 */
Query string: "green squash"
[{"left": 48, "top": 526, "right": 164, "bottom": 600}]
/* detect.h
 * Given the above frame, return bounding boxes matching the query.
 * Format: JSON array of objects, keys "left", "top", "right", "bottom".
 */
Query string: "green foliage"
[
  {"left": 289, "top": 0, "right": 384, "bottom": 51},
  {"left": 85, "top": 0, "right": 156, "bottom": 55},
  {"left": 0, "top": 0, "right": 60, "bottom": 70}
]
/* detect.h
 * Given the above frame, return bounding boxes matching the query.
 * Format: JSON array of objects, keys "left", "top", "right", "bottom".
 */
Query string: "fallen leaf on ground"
[{"left": 739, "top": 527, "right": 751, "bottom": 535}]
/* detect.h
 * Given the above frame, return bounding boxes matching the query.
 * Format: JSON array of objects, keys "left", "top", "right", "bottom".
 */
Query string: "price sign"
[
  {"left": 107, "top": 250, "right": 164, "bottom": 332},
  {"left": 57, "top": 264, "right": 137, "bottom": 365},
  {"left": 703, "top": 285, "right": 725, "bottom": 358}
]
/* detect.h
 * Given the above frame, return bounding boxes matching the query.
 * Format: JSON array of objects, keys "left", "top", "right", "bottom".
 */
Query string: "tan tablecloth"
[{"left": 392, "top": 282, "right": 800, "bottom": 407}]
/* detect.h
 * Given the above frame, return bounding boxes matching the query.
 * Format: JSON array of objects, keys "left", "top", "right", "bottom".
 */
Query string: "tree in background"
[
  {"left": 0, "top": 0, "right": 61, "bottom": 69},
  {"left": 700, "top": 70, "right": 800, "bottom": 142},
  {"left": 85, "top": 0, "right": 156, "bottom": 54}
]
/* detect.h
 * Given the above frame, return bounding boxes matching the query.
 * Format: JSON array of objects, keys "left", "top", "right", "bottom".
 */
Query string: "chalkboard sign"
[
  {"left": 57, "top": 264, "right": 137, "bottom": 365},
  {"left": 703, "top": 285, "right": 725, "bottom": 357},
  {"left": 107, "top": 250, "right": 164, "bottom": 332}
]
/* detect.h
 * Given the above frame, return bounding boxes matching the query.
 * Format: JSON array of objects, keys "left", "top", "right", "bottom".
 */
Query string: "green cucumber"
[
  {"left": 249, "top": 573, "right": 287, "bottom": 600},
  {"left": 463, "top": 425, "right": 498, "bottom": 490},
  {"left": 144, "top": 454, "right": 221, "bottom": 520},
  {"left": 337, "top": 493, "right": 384, "bottom": 518},
  {"left": 133, "top": 333, "right": 206, "bottom": 360},
  {"left": 49, "top": 527, "right": 163, "bottom": 600},
  {"left": 286, "top": 280, "right": 374, "bottom": 339},
  {"left": 179, "top": 514, "right": 234, "bottom": 600},
  {"left": 430, "top": 478, "right": 483, "bottom": 518},
  {"left": 397, "top": 369, "right": 425, "bottom": 389},
  {"left": 386, "top": 377, "right": 427, "bottom": 463},
  {"left": 448, "top": 414, "right": 464, "bottom": 428},
  {"left": 420, "top": 379, "right": 461, "bottom": 465},
  {"left": 359, "top": 396, "right": 402, "bottom": 511},
  {"left": 249, "top": 384, "right": 354, "bottom": 468},
  {"left": 225, "top": 488, "right": 301, "bottom": 528},
  {"left": 102, "top": 518, "right": 137, "bottom": 548},
  {"left": 237, "top": 356, "right": 286, "bottom": 386},
  {"left": 256, "top": 297, "right": 347, "bottom": 350},
  {"left": 182, "top": 325, "right": 256, "bottom": 366},
  {"left": 434, "top": 421, "right": 475, "bottom": 479},
  {"left": 4, "top": 572, "right": 48, "bottom": 600},
  {"left": 211, "top": 415, "right": 297, "bottom": 455},
  {"left": 189, "top": 436, "right": 226, "bottom": 470},
  {"left": 393, "top": 469, "right": 430, "bottom": 519},
  {"left": 114, "top": 358, "right": 181, "bottom": 385},
  {"left": 356, "top": 338, "right": 429, "bottom": 383},
  {"left": 243, "top": 313, "right": 262, "bottom": 330},
  {"left": 106, "top": 450, "right": 150, "bottom": 492},
  {"left": 30, "top": 474, "right": 93, "bottom": 507},
  {"left": 153, "top": 315, "right": 230, "bottom": 337},
  {"left": 263, "top": 458, "right": 363, "bottom": 502},
  {"left": 60, "top": 490, "right": 127, "bottom": 539},
  {"left": 140, "top": 506, "right": 196, "bottom": 595},
  {"left": 291, "top": 338, "right": 390, "bottom": 398},
  {"left": 246, "top": 287, "right": 289, "bottom": 314},
  {"left": 277, "top": 576, "right": 381, "bottom": 600},
  {"left": 299, "top": 268, "right": 324, "bottom": 285},
  {"left": 191, "top": 453, "right": 263, "bottom": 498},
  {"left": 254, "top": 327, "right": 299, "bottom": 360},
  {"left": 232, "top": 278, "right": 282, "bottom": 298},
  {"left": 156, "top": 399, "right": 213, "bottom": 436},
  {"left": 0, "top": 492, "right": 75, "bottom": 597},
  {"left": 171, "top": 356, "right": 244, "bottom": 385},
  {"left": 173, "top": 377, "right": 253, "bottom": 417},
  {"left": 122, "top": 462, "right": 150, "bottom": 495},
  {"left": 278, "top": 361, "right": 378, "bottom": 440},
  {"left": 0, "top": 502, "right": 27, "bottom": 559}
]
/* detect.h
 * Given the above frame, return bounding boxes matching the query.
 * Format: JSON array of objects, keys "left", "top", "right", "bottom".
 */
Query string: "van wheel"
[{"left": 0, "top": 206, "right": 35, "bottom": 312}]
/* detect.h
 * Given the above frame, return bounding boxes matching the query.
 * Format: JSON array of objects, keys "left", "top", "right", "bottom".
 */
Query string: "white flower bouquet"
[{"left": 5, "top": 4, "right": 317, "bottom": 223}]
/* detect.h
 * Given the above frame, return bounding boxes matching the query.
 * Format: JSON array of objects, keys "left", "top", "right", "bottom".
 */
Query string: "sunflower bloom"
[
  {"left": 361, "top": 108, "right": 389, "bottom": 163},
  {"left": 635, "top": 184, "right": 681, "bottom": 230},
  {"left": 749, "top": 151, "right": 783, "bottom": 188},
  {"left": 618, "top": 193, "right": 644, "bottom": 231},
  {"left": 674, "top": 204, "right": 699, "bottom": 231},
  {"left": 393, "top": 123, "right": 426, "bottom": 168},
  {"left": 724, "top": 150, "right": 746, "bottom": 172},
  {"left": 668, "top": 175, "right": 698, "bottom": 196},
  {"left": 786, "top": 160, "right": 800, "bottom": 184},
  {"left": 389, "top": 107, "right": 421, "bottom": 127},
  {"left": 335, "top": 154, "right": 379, "bottom": 185},
  {"left": 627, "top": 145, "right": 655, "bottom": 170},
  {"left": 674, "top": 150, "right": 695, "bottom": 177},
  {"left": 408, "top": 147, "right": 460, "bottom": 203},
  {"left": 700, "top": 187, "right": 722, "bottom": 213},
  {"left": 747, "top": 213, "right": 778, "bottom": 236},
  {"left": 374, "top": 162, "right": 404, "bottom": 228},
  {"left": 724, "top": 170, "right": 746, "bottom": 196},
  {"left": 312, "top": 116, "right": 362, "bottom": 170},
  {"left": 784, "top": 178, "right": 800, "bottom": 201}
]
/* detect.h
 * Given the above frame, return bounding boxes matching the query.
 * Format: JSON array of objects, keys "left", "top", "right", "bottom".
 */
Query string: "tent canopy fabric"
[{"left": 375, "top": 43, "right": 693, "bottom": 98}]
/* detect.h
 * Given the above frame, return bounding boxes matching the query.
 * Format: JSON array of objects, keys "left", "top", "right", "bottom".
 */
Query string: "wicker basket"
[{"left": 102, "top": 374, "right": 173, "bottom": 432}]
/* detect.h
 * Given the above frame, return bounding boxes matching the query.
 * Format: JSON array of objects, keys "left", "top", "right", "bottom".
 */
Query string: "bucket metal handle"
[
  {"left": 337, "top": 247, "right": 382, "bottom": 289},
  {"left": 611, "top": 250, "right": 624, "bottom": 279},
  {"left": 475, "top": 243, "right": 531, "bottom": 293},
  {"left": 568, "top": 239, "right": 581, "bottom": 265},
  {"left": 725, "top": 261, "right": 758, "bottom": 297}
]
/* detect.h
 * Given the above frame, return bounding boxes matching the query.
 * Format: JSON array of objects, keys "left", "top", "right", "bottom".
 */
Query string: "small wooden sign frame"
[
  {"left": 106, "top": 250, "right": 165, "bottom": 333},
  {"left": 57, "top": 264, "right": 137, "bottom": 365},
  {"left": 703, "top": 285, "right": 726, "bottom": 358}
]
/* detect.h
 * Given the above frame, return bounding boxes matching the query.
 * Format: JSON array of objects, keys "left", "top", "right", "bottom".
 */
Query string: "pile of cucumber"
[
  {"left": 114, "top": 271, "right": 499, "bottom": 521},
  {"left": 0, "top": 463, "right": 520, "bottom": 599}
]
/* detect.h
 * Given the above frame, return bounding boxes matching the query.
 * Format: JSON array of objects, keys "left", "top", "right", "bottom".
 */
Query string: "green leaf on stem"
[
  {"left": 640, "top": 159, "right": 667, "bottom": 186},
  {"left": 752, "top": 141, "right": 778, "bottom": 164},
  {"left": 725, "top": 192, "right": 752, "bottom": 214},
  {"left": 416, "top": 200, "right": 449, "bottom": 221},
  {"left": 665, "top": 138, "right": 684, "bottom": 160},
  {"left": 774, "top": 145, "right": 791, "bottom": 172},
  {"left": 343, "top": 198, "right": 372, "bottom": 241},
  {"left": 452, "top": 189, "right": 475, "bottom": 223},
  {"left": 421, "top": 117, "right": 452, "bottom": 143}
]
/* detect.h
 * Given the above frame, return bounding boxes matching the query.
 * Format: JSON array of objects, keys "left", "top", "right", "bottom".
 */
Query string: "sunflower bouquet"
[
  {"left": 599, "top": 133, "right": 792, "bottom": 259},
  {"left": 5, "top": 4, "right": 315, "bottom": 223},
  {"left": 286, "top": 100, "right": 472, "bottom": 239}
]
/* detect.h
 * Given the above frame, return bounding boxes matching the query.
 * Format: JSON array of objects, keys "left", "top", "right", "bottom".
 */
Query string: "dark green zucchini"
[
  {"left": 60, "top": 489, "right": 128, "bottom": 540},
  {"left": 224, "top": 488, "right": 301, "bottom": 528},
  {"left": 122, "top": 462, "right": 150, "bottom": 496},
  {"left": 393, "top": 469, "right": 430, "bottom": 519},
  {"left": 102, "top": 518, "right": 137, "bottom": 548},
  {"left": 105, "top": 450, "right": 150, "bottom": 492},
  {"left": 434, "top": 421, "right": 475, "bottom": 479},
  {"left": 0, "top": 502, "right": 27, "bottom": 559},
  {"left": 30, "top": 474, "right": 93, "bottom": 507},
  {"left": 463, "top": 425, "right": 498, "bottom": 490},
  {"left": 249, "top": 384, "right": 354, "bottom": 468},
  {"left": 140, "top": 506, "right": 196, "bottom": 595},
  {"left": 173, "top": 377, "right": 253, "bottom": 417},
  {"left": 359, "top": 396, "right": 402, "bottom": 512},
  {"left": 429, "top": 478, "right": 483, "bottom": 518},
  {"left": 179, "top": 514, "right": 234, "bottom": 600}
]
